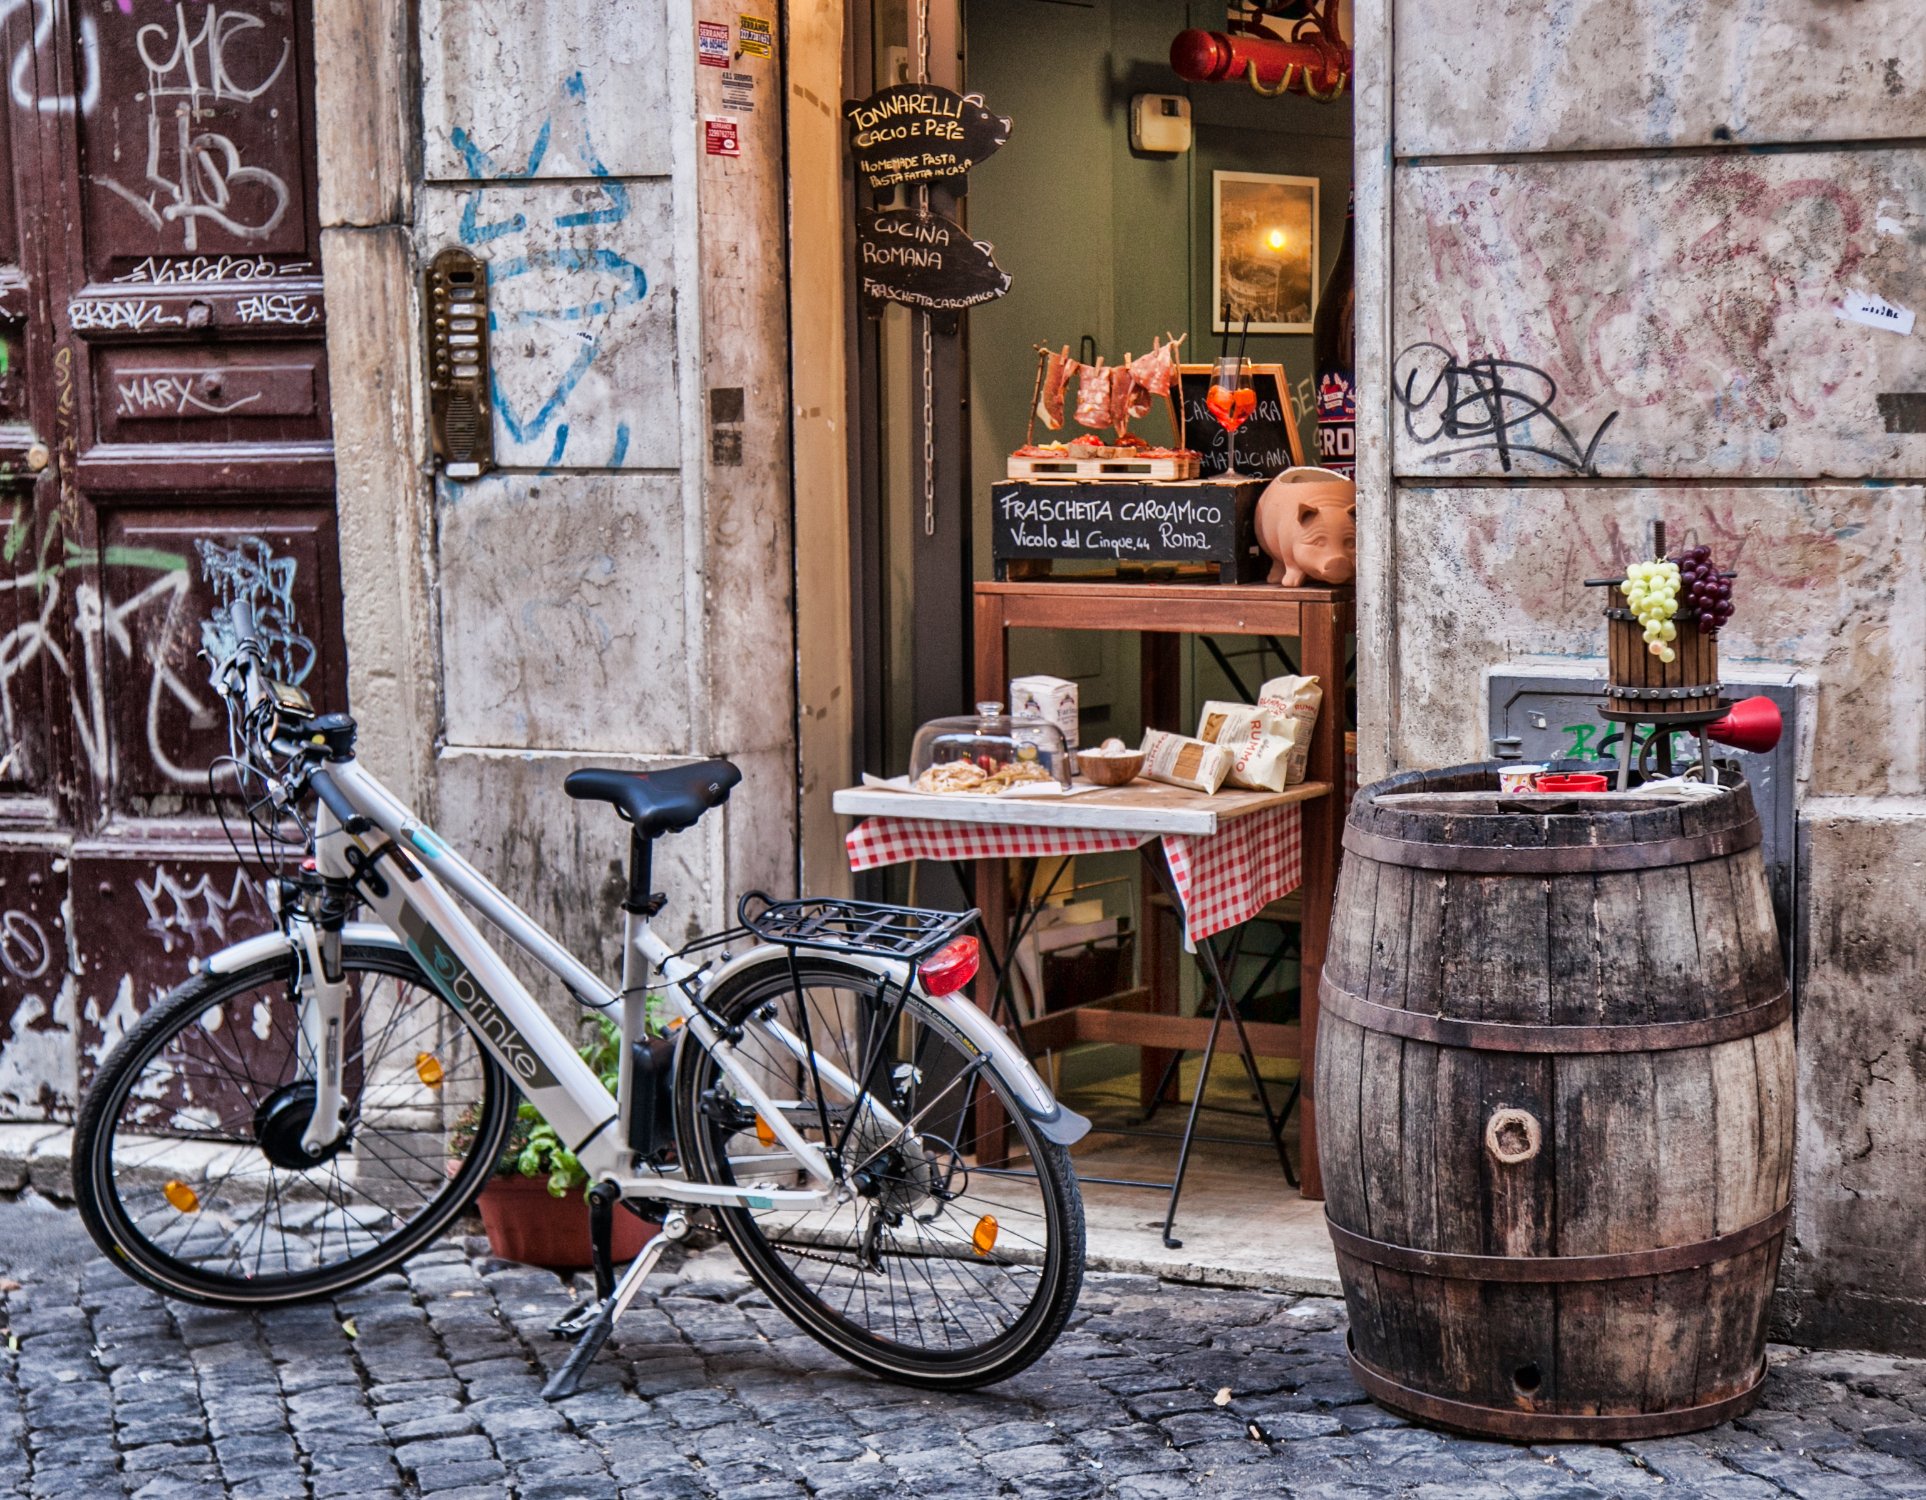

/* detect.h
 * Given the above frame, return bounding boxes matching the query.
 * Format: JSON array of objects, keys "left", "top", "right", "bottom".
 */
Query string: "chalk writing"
[
  {"left": 1393, "top": 342, "right": 1620, "bottom": 476},
  {"left": 3, "top": 0, "right": 99, "bottom": 115},
  {"left": 95, "top": 4, "right": 293, "bottom": 250},
  {"left": 69, "top": 299, "right": 184, "bottom": 332},
  {"left": 0, "top": 908, "right": 50, "bottom": 980},
  {"left": 117, "top": 374, "right": 261, "bottom": 417},
  {"left": 137, "top": 865, "right": 269, "bottom": 956},
  {"left": 235, "top": 291, "right": 319, "bottom": 326},
  {"left": 114, "top": 253, "right": 308, "bottom": 284}
]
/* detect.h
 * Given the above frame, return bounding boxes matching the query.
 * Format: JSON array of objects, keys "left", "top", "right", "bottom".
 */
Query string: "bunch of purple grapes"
[{"left": 1670, "top": 546, "right": 1734, "bottom": 635}]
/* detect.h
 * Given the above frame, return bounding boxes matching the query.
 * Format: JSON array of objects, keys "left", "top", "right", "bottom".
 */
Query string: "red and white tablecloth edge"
[{"left": 844, "top": 803, "right": 1303, "bottom": 945}]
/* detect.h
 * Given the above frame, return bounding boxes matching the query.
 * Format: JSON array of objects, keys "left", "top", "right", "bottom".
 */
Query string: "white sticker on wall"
[{"left": 1837, "top": 289, "right": 1916, "bottom": 337}]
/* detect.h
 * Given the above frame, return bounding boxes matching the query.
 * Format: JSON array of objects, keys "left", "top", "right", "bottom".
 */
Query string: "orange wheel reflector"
[
  {"left": 972, "top": 1215, "right": 999, "bottom": 1256},
  {"left": 163, "top": 1180, "right": 199, "bottom": 1214},
  {"left": 754, "top": 1114, "right": 776, "bottom": 1148},
  {"left": 415, "top": 1051, "right": 445, "bottom": 1089}
]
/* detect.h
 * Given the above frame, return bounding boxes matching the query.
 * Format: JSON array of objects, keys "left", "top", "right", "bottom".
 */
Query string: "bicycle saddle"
[{"left": 564, "top": 759, "right": 742, "bottom": 838}]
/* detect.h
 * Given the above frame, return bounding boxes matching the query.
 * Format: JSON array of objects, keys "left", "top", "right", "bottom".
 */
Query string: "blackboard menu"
[
  {"left": 990, "top": 479, "right": 1264, "bottom": 584},
  {"left": 857, "top": 208, "right": 1011, "bottom": 314},
  {"left": 1177, "top": 363, "right": 1305, "bottom": 480},
  {"left": 844, "top": 85, "right": 1011, "bottom": 193}
]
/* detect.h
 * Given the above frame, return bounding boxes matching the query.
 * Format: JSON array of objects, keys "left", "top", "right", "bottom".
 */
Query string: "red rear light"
[{"left": 918, "top": 936, "right": 980, "bottom": 997}]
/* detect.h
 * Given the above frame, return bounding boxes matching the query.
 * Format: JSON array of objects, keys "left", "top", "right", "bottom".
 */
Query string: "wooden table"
[{"left": 973, "top": 580, "right": 1353, "bottom": 1200}]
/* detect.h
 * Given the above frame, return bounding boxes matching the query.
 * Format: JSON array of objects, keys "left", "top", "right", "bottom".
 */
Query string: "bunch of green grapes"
[{"left": 1622, "top": 559, "right": 1681, "bottom": 662}]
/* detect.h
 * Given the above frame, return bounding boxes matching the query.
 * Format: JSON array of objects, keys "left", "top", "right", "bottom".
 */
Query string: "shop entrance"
[
  {"left": 846, "top": 0, "right": 1355, "bottom": 1272},
  {"left": 0, "top": 2, "right": 339, "bottom": 1116}
]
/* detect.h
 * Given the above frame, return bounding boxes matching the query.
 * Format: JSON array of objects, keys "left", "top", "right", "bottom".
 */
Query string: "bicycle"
[{"left": 73, "top": 603, "right": 1089, "bottom": 1394}]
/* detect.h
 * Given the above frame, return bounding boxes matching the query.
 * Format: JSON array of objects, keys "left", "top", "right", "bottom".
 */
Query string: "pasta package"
[
  {"left": 1256, "top": 674, "right": 1324, "bottom": 786},
  {"left": 1196, "top": 700, "right": 1292, "bottom": 792},
  {"left": 1138, "top": 729, "right": 1233, "bottom": 794}
]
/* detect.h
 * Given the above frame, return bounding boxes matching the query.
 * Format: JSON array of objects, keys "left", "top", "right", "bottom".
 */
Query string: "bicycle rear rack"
[{"left": 737, "top": 892, "right": 977, "bottom": 965}]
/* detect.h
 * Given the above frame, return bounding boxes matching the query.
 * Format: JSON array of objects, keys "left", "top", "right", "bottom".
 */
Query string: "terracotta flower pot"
[{"left": 475, "top": 1173, "right": 656, "bottom": 1270}]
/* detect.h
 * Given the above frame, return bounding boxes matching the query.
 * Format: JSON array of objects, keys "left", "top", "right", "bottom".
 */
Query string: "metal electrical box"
[
  {"left": 425, "top": 247, "right": 493, "bottom": 479},
  {"left": 1486, "top": 668, "right": 1801, "bottom": 962}
]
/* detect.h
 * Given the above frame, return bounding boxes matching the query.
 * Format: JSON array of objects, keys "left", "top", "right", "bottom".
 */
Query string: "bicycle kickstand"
[{"left": 540, "top": 1205, "right": 690, "bottom": 1401}]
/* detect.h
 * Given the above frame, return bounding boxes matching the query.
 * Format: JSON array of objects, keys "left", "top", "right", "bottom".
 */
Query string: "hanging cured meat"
[{"left": 1035, "top": 346, "right": 1075, "bottom": 431}]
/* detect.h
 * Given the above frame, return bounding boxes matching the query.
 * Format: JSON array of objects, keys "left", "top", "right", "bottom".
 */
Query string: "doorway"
[{"left": 0, "top": 1, "right": 341, "bottom": 1117}]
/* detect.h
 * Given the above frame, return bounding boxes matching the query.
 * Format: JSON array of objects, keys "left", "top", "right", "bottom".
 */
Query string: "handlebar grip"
[
  {"left": 231, "top": 598, "right": 257, "bottom": 648},
  {"left": 309, "top": 768, "right": 372, "bottom": 835}
]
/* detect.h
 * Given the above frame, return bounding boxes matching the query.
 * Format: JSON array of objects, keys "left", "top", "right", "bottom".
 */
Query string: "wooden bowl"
[{"left": 1079, "top": 751, "right": 1144, "bottom": 787}]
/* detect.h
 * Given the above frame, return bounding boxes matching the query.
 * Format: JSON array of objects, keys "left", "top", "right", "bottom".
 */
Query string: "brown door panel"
[
  {"left": 93, "top": 339, "right": 329, "bottom": 445},
  {"left": 71, "top": 840, "right": 277, "bottom": 1091},
  {"left": 97, "top": 504, "right": 345, "bottom": 799},
  {"left": 0, "top": 841, "right": 70, "bottom": 1118},
  {"left": 75, "top": 2, "right": 320, "bottom": 274}
]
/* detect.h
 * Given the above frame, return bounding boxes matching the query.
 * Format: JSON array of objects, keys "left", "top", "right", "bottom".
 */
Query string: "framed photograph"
[{"left": 1212, "top": 171, "right": 1320, "bottom": 335}]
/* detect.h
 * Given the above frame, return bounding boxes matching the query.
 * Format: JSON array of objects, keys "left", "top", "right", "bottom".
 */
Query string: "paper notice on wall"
[
  {"left": 698, "top": 20, "right": 730, "bottom": 67},
  {"left": 1837, "top": 289, "right": 1916, "bottom": 337},
  {"left": 738, "top": 15, "right": 772, "bottom": 57},
  {"left": 704, "top": 116, "right": 740, "bottom": 157},
  {"left": 721, "top": 70, "right": 756, "bottom": 111}
]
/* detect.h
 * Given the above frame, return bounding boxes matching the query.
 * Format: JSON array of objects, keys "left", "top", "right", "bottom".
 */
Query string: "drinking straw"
[
  {"left": 1219, "top": 303, "right": 1230, "bottom": 361},
  {"left": 1236, "top": 311, "right": 1252, "bottom": 363}
]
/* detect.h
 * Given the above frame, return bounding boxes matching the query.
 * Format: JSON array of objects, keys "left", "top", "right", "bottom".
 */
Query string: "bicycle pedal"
[{"left": 549, "top": 1304, "right": 600, "bottom": 1341}]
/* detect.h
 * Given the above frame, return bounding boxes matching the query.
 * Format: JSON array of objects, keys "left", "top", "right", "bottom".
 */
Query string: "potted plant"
[{"left": 460, "top": 1017, "right": 656, "bottom": 1270}]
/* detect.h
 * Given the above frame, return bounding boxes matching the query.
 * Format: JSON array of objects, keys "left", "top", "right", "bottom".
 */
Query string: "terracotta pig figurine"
[{"left": 1255, "top": 466, "right": 1356, "bottom": 586}]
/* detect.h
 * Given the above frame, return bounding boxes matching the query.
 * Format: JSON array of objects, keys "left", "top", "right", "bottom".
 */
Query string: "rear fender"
[{"left": 702, "top": 943, "right": 1091, "bottom": 1147}]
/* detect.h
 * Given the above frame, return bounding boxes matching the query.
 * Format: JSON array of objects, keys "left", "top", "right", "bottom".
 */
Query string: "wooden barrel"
[
  {"left": 1606, "top": 585, "right": 1721, "bottom": 714},
  {"left": 1316, "top": 765, "right": 1793, "bottom": 1441}
]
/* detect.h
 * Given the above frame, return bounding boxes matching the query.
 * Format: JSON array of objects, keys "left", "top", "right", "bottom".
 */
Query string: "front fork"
[{"left": 290, "top": 895, "right": 351, "bottom": 1156}]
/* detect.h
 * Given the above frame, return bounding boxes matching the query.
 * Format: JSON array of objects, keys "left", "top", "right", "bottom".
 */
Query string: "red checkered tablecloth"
[{"left": 845, "top": 804, "right": 1303, "bottom": 944}]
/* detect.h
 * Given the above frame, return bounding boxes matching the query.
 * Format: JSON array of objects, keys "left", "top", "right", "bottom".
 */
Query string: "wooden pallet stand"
[{"left": 1006, "top": 451, "right": 1201, "bottom": 482}]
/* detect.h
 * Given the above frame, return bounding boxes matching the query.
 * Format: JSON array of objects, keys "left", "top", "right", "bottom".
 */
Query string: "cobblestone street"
[{"left": 2, "top": 1191, "right": 1923, "bottom": 1500}]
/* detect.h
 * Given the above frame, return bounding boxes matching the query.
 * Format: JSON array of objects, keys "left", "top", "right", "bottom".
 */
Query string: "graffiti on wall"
[
  {"left": 447, "top": 71, "right": 652, "bottom": 469},
  {"left": 1393, "top": 343, "right": 1620, "bottom": 476},
  {"left": 0, "top": 511, "right": 311, "bottom": 788}
]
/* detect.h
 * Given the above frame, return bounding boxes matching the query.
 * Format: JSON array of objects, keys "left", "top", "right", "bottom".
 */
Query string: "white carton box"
[{"left": 1009, "top": 675, "right": 1079, "bottom": 751}]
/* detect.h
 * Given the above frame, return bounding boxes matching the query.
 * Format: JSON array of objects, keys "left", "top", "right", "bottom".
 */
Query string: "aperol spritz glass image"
[{"left": 1206, "top": 354, "right": 1257, "bottom": 474}]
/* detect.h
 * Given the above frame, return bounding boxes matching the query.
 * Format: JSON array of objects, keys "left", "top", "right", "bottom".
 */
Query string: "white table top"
[{"left": 831, "top": 778, "right": 1331, "bottom": 837}]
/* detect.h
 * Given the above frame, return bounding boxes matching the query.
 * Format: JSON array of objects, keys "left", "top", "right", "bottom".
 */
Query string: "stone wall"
[
  {"left": 330, "top": 0, "right": 798, "bottom": 1021},
  {"left": 1353, "top": 0, "right": 1926, "bottom": 1350}
]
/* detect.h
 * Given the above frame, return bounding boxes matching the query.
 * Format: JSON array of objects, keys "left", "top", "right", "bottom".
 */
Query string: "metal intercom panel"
[
  {"left": 426, "top": 247, "right": 493, "bottom": 479},
  {"left": 1486, "top": 668, "right": 1801, "bottom": 965}
]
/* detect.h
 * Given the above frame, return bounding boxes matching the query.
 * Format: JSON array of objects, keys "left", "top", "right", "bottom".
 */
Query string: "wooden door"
[{"left": 0, "top": 0, "right": 341, "bottom": 1118}]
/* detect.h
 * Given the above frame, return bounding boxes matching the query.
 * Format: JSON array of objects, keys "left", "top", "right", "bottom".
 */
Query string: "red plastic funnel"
[{"left": 1704, "top": 696, "right": 1782, "bottom": 754}]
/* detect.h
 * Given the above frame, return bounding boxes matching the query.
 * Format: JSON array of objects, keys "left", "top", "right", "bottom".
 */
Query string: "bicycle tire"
[
  {"left": 673, "top": 954, "right": 1084, "bottom": 1388},
  {"left": 74, "top": 942, "right": 513, "bottom": 1306}
]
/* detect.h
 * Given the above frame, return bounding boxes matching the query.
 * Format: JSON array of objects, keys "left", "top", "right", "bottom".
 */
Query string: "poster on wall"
[{"left": 1212, "top": 171, "right": 1319, "bottom": 334}]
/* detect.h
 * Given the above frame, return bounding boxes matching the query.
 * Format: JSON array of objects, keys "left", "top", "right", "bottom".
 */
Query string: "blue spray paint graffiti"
[{"left": 449, "top": 72, "right": 647, "bottom": 468}]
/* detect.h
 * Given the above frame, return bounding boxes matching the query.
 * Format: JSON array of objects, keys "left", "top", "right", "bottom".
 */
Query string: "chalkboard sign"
[
  {"left": 857, "top": 208, "right": 1011, "bottom": 315},
  {"left": 1177, "top": 363, "right": 1305, "bottom": 480},
  {"left": 844, "top": 85, "right": 1011, "bottom": 194},
  {"left": 990, "top": 478, "right": 1264, "bottom": 584}
]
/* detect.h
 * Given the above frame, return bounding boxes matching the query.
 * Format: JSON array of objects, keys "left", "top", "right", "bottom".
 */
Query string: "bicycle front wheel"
[
  {"left": 74, "top": 942, "right": 512, "bottom": 1305},
  {"left": 674, "top": 955, "right": 1084, "bottom": 1388}
]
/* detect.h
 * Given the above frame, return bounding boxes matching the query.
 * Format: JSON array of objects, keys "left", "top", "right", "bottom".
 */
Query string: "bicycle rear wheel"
[
  {"left": 674, "top": 955, "right": 1083, "bottom": 1388},
  {"left": 74, "top": 942, "right": 512, "bottom": 1305}
]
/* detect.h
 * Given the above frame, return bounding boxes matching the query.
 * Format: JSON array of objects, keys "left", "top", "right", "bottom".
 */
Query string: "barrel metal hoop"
[
  {"left": 1317, "top": 978, "right": 1790, "bottom": 1054},
  {"left": 1347, "top": 1350, "right": 1769, "bottom": 1442},
  {"left": 1341, "top": 816, "right": 1762, "bottom": 874},
  {"left": 1325, "top": 1202, "right": 1791, "bottom": 1284},
  {"left": 1605, "top": 681, "right": 1722, "bottom": 702}
]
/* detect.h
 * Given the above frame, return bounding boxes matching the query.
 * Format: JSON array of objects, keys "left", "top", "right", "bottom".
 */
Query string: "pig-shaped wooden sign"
[{"left": 1255, "top": 466, "right": 1356, "bottom": 586}]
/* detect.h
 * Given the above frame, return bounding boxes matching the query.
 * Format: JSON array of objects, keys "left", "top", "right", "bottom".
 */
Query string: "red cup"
[{"left": 1533, "top": 772, "right": 1610, "bottom": 793}]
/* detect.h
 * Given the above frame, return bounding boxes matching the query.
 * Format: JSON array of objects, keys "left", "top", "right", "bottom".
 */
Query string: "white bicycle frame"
[{"left": 208, "top": 751, "right": 1083, "bottom": 1217}]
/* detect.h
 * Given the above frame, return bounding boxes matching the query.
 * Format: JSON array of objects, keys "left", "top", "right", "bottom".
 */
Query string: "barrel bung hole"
[{"left": 1513, "top": 1362, "right": 1542, "bottom": 1396}]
